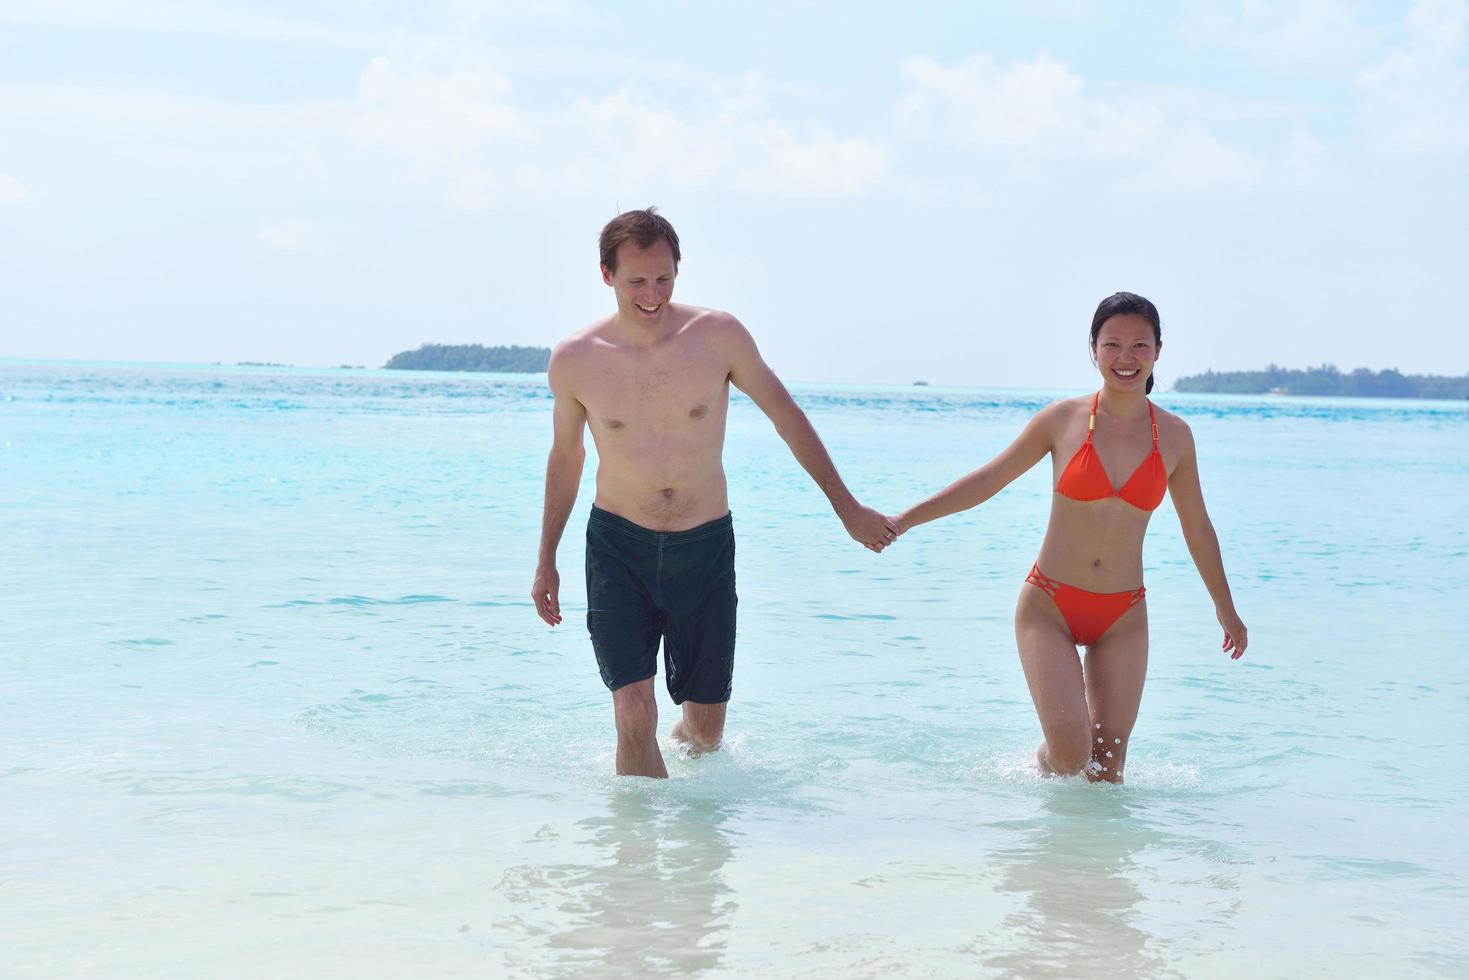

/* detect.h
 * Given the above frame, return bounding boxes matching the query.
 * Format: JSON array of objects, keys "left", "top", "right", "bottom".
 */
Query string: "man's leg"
[
  {"left": 612, "top": 678, "right": 668, "bottom": 778},
  {"left": 661, "top": 516, "right": 736, "bottom": 761},
  {"left": 671, "top": 700, "right": 726, "bottom": 756},
  {"left": 586, "top": 512, "right": 665, "bottom": 778}
]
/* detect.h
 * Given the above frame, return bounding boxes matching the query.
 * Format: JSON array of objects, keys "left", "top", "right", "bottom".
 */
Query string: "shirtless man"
[{"left": 532, "top": 208, "right": 896, "bottom": 778}]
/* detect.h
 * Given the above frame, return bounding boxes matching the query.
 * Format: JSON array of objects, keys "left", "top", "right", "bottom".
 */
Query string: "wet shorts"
[{"left": 585, "top": 505, "right": 736, "bottom": 705}]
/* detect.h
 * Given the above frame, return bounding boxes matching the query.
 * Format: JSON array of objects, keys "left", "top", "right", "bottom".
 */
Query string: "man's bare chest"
[{"left": 579, "top": 350, "right": 730, "bottom": 432}]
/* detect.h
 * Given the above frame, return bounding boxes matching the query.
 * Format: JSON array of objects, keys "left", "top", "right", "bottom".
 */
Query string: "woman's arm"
[
  {"left": 1168, "top": 422, "right": 1249, "bottom": 659},
  {"left": 895, "top": 404, "right": 1057, "bottom": 534}
]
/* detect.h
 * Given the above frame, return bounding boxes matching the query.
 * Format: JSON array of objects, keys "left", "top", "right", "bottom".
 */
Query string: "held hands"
[
  {"left": 1218, "top": 606, "right": 1247, "bottom": 660},
  {"left": 839, "top": 502, "right": 901, "bottom": 553},
  {"left": 865, "top": 510, "right": 913, "bottom": 553},
  {"left": 532, "top": 564, "right": 562, "bottom": 626}
]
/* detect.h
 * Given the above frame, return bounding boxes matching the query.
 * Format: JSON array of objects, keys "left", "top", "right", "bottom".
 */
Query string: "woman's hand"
[{"left": 1217, "top": 606, "right": 1248, "bottom": 660}]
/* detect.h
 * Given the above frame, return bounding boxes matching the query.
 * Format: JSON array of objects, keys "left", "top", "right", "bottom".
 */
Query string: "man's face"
[{"left": 602, "top": 238, "right": 677, "bottom": 324}]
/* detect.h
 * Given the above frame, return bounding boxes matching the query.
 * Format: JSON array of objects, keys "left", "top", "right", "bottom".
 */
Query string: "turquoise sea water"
[{"left": 4, "top": 361, "right": 1467, "bottom": 977}]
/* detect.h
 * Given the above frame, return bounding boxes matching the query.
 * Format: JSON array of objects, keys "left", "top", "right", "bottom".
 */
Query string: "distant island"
[
  {"left": 1173, "top": 364, "right": 1468, "bottom": 399},
  {"left": 384, "top": 344, "right": 551, "bottom": 372}
]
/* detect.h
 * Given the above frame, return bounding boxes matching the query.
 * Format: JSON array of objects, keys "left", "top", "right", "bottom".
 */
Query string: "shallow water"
[{"left": 3, "top": 362, "right": 1467, "bottom": 977}]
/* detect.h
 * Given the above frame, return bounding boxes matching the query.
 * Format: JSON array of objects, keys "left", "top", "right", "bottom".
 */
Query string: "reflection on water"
[
  {"left": 501, "top": 787, "right": 738, "bottom": 977},
  {"left": 982, "top": 789, "right": 1221, "bottom": 979}
]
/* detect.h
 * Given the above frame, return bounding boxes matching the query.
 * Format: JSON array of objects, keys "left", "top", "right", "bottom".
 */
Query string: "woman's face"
[{"left": 1093, "top": 314, "right": 1159, "bottom": 391}]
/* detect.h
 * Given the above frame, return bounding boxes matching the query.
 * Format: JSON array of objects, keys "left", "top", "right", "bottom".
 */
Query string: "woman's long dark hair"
[{"left": 1090, "top": 292, "right": 1161, "bottom": 394}]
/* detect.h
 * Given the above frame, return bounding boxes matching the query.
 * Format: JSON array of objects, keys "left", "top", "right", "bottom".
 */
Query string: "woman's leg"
[
  {"left": 1082, "top": 600, "right": 1149, "bottom": 784},
  {"left": 1015, "top": 585, "right": 1093, "bottom": 776}
]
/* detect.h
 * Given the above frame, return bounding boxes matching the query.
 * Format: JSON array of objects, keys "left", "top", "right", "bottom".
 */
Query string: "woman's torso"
[{"left": 1034, "top": 394, "right": 1176, "bottom": 591}]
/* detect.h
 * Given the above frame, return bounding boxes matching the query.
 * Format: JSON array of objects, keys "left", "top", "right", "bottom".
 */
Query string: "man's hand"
[
  {"left": 532, "top": 564, "right": 562, "bottom": 626},
  {"left": 840, "top": 503, "right": 900, "bottom": 553}
]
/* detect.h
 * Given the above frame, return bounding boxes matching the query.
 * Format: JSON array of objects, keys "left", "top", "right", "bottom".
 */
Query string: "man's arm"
[
  {"left": 722, "top": 316, "right": 896, "bottom": 551},
  {"left": 532, "top": 351, "right": 588, "bottom": 625}
]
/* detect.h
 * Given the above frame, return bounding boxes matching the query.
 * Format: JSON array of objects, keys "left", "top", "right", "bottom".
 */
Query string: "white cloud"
[
  {"left": 566, "top": 92, "right": 725, "bottom": 189},
  {"left": 257, "top": 219, "right": 325, "bottom": 254},
  {"left": 1030, "top": 0, "right": 1096, "bottom": 21},
  {"left": 1359, "top": 0, "right": 1469, "bottom": 152},
  {"left": 734, "top": 123, "right": 891, "bottom": 198},
  {"left": 0, "top": 0, "right": 387, "bottom": 50},
  {"left": 1281, "top": 129, "right": 1327, "bottom": 185},
  {"left": 0, "top": 0, "right": 598, "bottom": 50},
  {"left": 1182, "top": 0, "right": 1376, "bottom": 67},
  {"left": 898, "top": 54, "right": 1098, "bottom": 151},
  {"left": 351, "top": 61, "right": 889, "bottom": 205},
  {"left": 898, "top": 53, "right": 1182, "bottom": 160},
  {"left": 433, "top": 0, "right": 604, "bottom": 31},
  {"left": 0, "top": 81, "right": 351, "bottom": 185},
  {"left": 1148, "top": 124, "right": 1265, "bottom": 189},
  {"left": 0, "top": 172, "right": 30, "bottom": 204},
  {"left": 559, "top": 88, "right": 891, "bottom": 198},
  {"left": 1, "top": 59, "right": 892, "bottom": 212},
  {"left": 1115, "top": 83, "right": 1310, "bottom": 124},
  {"left": 896, "top": 53, "right": 1262, "bottom": 190},
  {"left": 353, "top": 57, "right": 524, "bottom": 153},
  {"left": 351, "top": 56, "right": 526, "bottom": 206}
]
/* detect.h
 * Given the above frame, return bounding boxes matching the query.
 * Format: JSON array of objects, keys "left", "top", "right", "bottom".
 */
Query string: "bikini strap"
[
  {"left": 1086, "top": 391, "right": 1099, "bottom": 443},
  {"left": 1147, "top": 399, "right": 1158, "bottom": 447}
]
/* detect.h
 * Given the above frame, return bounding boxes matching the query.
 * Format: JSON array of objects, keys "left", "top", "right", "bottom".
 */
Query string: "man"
[{"left": 532, "top": 207, "right": 895, "bottom": 778}]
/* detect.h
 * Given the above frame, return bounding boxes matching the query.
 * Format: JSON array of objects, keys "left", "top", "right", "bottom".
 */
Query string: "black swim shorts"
[{"left": 585, "top": 505, "right": 736, "bottom": 704}]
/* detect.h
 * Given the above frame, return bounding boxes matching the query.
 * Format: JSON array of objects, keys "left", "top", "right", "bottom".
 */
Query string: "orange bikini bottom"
[{"left": 1025, "top": 563, "right": 1146, "bottom": 647}]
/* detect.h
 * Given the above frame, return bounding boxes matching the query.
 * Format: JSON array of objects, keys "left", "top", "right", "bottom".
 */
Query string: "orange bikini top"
[{"left": 1055, "top": 392, "right": 1167, "bottom": 511}]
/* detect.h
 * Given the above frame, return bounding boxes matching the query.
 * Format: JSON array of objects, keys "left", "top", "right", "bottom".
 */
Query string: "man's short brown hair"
[{"left": 598, "top": 207, "right": 681, "bottom": 273}]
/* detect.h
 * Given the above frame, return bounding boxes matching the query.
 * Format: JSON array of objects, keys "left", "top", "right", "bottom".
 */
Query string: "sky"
[{"left": 1, "top": 0, "right": 1466, "bottom": 389}]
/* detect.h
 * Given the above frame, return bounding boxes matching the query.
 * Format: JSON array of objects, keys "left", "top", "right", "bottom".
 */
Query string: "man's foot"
[
  {"left": 671, "top": 718, "right": 720, "bottom": 757},
  {"left": 671, "top": 702, "right": 726, "bottom": 757}
]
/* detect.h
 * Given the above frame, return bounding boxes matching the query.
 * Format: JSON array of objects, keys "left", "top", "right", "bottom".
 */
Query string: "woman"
[{"left": 893, "top": 292, "right": 1247, "bottom": 783}]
